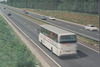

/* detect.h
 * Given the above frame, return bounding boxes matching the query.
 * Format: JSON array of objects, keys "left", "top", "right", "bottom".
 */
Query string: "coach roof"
[{"left": 40, "top": 25, "right": 75, "bottom": 35}]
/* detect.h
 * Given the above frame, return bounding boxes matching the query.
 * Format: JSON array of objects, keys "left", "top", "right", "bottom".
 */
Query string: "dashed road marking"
[
  {"left": 96, "top": 34, "right": 99, "bottom": 35},
  {"left": 34, "top": 29, "right": 37, "bottom": 32},
  {"left": 78, "top": 42, "right": 100, "bottom": 53},
  {"left": 0, "top": 10, "right": 61, "bottom": 67},
  {"left": 76, "top": 55, "right": 80, "bottom": 58},
  {"left": 79, "top": 29, "right": 83, "bottom": 31}
]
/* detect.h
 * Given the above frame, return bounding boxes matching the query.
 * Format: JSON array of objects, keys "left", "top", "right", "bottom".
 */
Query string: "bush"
[{"left": 0, "top": 15, "right": 41, "bottom": 67}]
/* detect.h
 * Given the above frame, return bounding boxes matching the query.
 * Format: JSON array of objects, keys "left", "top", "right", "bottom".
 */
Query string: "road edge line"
[
  {"left": 78, "top": 42, "right": 100, "bottom": 53},
  {"left": 0, "top": 10, "right": 61, "bottom": 67}
]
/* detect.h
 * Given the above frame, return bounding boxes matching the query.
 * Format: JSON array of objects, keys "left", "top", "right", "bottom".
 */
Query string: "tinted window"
[{"left": 60, "top": 35, "right": 77, "bottom": 43}]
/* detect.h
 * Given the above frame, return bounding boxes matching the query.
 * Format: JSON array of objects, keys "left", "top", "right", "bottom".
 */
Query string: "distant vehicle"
[
  {"left": 23, "top": 9, "right": 26, "bottom": 12},
  {"left": 85, "top": 24, "right": 98, "bottom": 31},
  {"left": 24, "top": 11, "right": 29, "bottom": 14},
  {"left": 22, "top": 10, "right": 29, "bottom": 14},
  {"left": 41, "top": 16, "right": 47, "bottom": 20},
  {"left": 48, "top": 16, "right": 55, "bottom": 20},
  {"left": 4, "top": 8, "right": 6, "bottom": 9},
  {"left": 38, "top": 25, "right": 77, "bottom": 57},
  {"left": 8, "top": 13, "right": 11, "bottom": 16}
]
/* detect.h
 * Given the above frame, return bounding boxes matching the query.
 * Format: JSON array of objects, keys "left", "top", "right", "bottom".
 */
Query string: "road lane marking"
[
  {"left": 3, "top": 8, "right": 100, "bottom": 54},
  {"left": 96, "top": 34, "right": 99, "bottom": 35},
  {"left": 66, "top": 25, "right": 70, "bottom": 27},
  {"left": 14, "top": 22, "right": 61, "bottom": 67},
  {"left": 6, "top": 5, "right": 100, "bottom": 41},
  {"left": 78, "top": 42, "right": 100, "bottom": 53},
  {"left": 34, "top": 29, "right": 37, "bottom": 32},
  {"left": 11, "top": 10, "right": 100, "bottom": 53},
  {"left": 0, "top": 11, "right": 61, "bottom": 67},
  {"left": 76, "top": 55, "right": 80, "bottom": 58},
  {"left": 79, "top": 29, "right": 83, "bottom": 31},
  {"left": 8, "top": 6, "right": 100, "bottom": 41}
]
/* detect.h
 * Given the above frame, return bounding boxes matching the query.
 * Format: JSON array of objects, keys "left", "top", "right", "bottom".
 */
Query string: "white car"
[
  {"left": 85, "top": 25, "right": 98, "bottom": 31},
  {"left": 48, "top": 16, "right": 55, "bottom": 20}
]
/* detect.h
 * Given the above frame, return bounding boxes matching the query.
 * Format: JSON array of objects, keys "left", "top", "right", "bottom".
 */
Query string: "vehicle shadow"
[{"left": 60, "top": 50, "right": 88, "bottom": 60}]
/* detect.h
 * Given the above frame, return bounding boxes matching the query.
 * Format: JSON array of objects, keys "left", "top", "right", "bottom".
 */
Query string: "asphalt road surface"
[
  {"left": 5, "top": 5, "right": 100, "bottom": 41},
  {"left": 0, "top": 7, "right": 100, "bottom": 67}
]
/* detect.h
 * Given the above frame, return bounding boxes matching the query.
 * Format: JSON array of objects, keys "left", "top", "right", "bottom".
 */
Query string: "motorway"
[
  {"left": 0, "top": 7, "right": 100, "bottom": 67},
  {"left": 5, "top": 5, "right": 100, "bottom": 41}
]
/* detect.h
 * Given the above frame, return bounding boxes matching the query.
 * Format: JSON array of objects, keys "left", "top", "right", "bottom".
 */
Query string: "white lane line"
[
  {"left": 76, "top": 55, "right": 80, "bottom": 58},
  {"left": 34, "top": 29, "right": 37, "bottom": 32},
  {"left": 78, "top": 42, "right": 100, "bottom": 53},
  {"left": 79, "top": 29, "right": 83, "bottom": 31},
  {"left": 13, "top": 21, "right": 61, "bottom": 67},
  {"left": 4, "top": 8, "right": 100, "bottom": 55},
  {"left": 7, "top": 6, "right": 100, "bottom": 41},
  {"left": 9, "top": 9, "right": 100, "bottom": 54},
  {"left": 96, "top": 34, "right": 99, "bottom": 35},
  {"left": 1, "top": 11, "right": 61, "bottom": 67}
]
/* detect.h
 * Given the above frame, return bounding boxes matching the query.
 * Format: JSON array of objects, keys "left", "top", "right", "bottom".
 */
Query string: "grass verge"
[
  {"left": 8, "top": 8, "right": 48, "bottom": 25},
  {"left": 26, "top": 9, "right": 99, "bottom": 28},
  {"left": 77, "top": 35, "right": 99, "bottom": 48},
  {"left": 26, "top": 9, "right": 99, "bottom": 47},
  {"left": 0, "top": 14, "right": 42, "bottom": 67},
  {"left": 8, "top": 7, "right": 99, "bottom": 48}
]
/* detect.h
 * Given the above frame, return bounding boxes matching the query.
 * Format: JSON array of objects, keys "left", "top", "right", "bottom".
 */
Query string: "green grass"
[
  {"left": 0, "top": 14, "right": 42, "bottom": 67},
  {"left": 25, "top": 8, "right": 99, "bottom": 45},
  {"left": 8, "top": 8, "right": 99, "bottom": 47},
  {"left": 77, "top": 35, "right": 99, "bottom": 46},
  {"left": 26, "top": 9, "right": 99, "bottom": 28},
  {"left": 8, "top": 8, "right": 48, "bottom": 25},
  {"left": 25, "top": 8, "right": 99, "bottom": 46}
]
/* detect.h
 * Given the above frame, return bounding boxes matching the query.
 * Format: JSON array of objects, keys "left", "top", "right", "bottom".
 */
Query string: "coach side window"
[
  {"left": 48, "top": 31, "right": 51, "bottom": 38},
  {"left": 53, "top": 33, "right": 58, "bottom": 42},
  {"left": 41, "top": 27, "right": 43, "bottom": 33},
  {"left": 52, "top": 33, "right": 55, "bottom": 40},
  {"left": 45, "top": 29, "right": 48, "bottom": 36},
  {"left": 43, "top": 28, "right": 45, "bottom": 34},
  {"left": 55, "top": 34, "right": 58, "bottom": 42}
]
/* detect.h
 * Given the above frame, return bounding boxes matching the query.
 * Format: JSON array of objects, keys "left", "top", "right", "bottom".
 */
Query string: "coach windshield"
[{"left": 59, "top": 35, "right": 77, "bottom": 43}]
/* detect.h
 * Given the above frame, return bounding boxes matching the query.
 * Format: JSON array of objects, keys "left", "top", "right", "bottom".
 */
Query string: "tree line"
[{"left": 7, "top": 0, "right": 98, "bottom": 14}]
